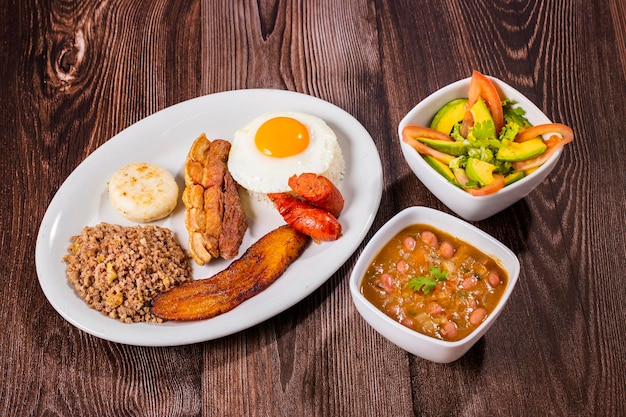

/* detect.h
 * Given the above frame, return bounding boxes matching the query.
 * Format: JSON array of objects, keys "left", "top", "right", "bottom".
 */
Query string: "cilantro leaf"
[
  {"left": 430, "top": 266, "right": 448, "bottom": 281},
  {"left": 471, "top": 120, "right": 496, "bottom": 140},
  {"left": 407, "top": 276, "right": 438, "bottom": 294},
  {"left": 498, "top": 122, "right": 521, "bottom": 142},
  {"left": 502, "top": 99, "right": 532, "bottom": 128},
  {"left": 408, "top": 266, "right": 448, "bottom": 295},
  {"left": 468, "top": 138, "right": 504, "bottom": 149},
  {"left": 501, "top": 98, "right": 517, "bottom": 107}
]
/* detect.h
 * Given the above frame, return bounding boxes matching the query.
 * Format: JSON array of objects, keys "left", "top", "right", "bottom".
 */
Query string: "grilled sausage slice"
[
  {"left": 268, "top": 192, "right": 342, "bottom": 242},
  {"left": 287, "top": 173, "right": 344, "bottom": 217}
]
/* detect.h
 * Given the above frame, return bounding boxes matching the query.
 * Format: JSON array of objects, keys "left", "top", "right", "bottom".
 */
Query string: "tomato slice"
[
  {"left": 512, "top": 123, "right": 574, "bottom": 171},
  {"left": 402, "top": 125, "right": 455, "bottom": 142},
  {"left": 401, "top": 125, "right": 455, "bottom": 165},
  {"left": 463, "top": 70, "right": 504, "bottom": 136},
  {"left": 515, "top": 123, "right": 574, "bottom": 143},
  {"left": 465, "top": 174, "right": 505, "bottom": 196}
]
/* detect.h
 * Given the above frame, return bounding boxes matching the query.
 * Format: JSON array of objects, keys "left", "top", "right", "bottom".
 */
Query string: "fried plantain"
[{"left": 150, "top": 225, "right": 310, "bottom": 321}]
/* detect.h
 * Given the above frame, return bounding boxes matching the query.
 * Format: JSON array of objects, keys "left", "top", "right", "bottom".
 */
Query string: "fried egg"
[{"left": 227, "top": 111, "right": 344, "bottom": 198}]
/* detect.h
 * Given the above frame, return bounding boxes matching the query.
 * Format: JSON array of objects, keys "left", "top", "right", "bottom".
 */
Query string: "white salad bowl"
[
  {"left": 349, "top": 206, "right": 520, "bottom": 363},
  {"left": 398, "top": 76, "right": 562, "bottom": 221}
]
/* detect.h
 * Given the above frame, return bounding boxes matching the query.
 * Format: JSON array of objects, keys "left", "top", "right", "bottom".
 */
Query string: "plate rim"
[{"left": 35, "top": 88, "right": 383, "bottom": 346}]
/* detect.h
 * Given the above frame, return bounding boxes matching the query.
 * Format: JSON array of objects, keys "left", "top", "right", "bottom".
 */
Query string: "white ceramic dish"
[
  {"left": 398, "top": 76, "right": 561, "bottom": 221},
  {"left": 36, "top": 89, "right": 383, "bottom": 347},
  {"left": 349, "top": 206, "right": 520, "bottom": 363}
]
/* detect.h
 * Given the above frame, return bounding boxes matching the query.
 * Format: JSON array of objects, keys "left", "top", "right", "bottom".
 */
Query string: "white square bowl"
[
  {"left": 349, "top": 206, "right": 520, "bottom": 363},
  {"left": 398, "top": 76, "right": 561, "bottom": 221}
]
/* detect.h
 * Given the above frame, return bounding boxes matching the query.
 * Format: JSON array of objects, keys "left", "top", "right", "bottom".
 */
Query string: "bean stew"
[{"left": 360, "top": 224, "right": 507, "bottom": 342}]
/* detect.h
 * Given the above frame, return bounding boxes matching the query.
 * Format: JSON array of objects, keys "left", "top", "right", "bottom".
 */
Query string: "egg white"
[{"left": 228, "top": 111, "right": 344, "bottom": 196}]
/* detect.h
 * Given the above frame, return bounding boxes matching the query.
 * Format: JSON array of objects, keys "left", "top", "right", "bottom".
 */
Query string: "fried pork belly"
[{"left": 183, "top": 134, "right": 247, "bottom": 265}]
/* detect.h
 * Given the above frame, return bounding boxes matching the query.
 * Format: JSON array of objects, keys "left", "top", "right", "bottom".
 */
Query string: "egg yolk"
[{"left": 255, "top": 117, "right": 310, "bottom": 157}]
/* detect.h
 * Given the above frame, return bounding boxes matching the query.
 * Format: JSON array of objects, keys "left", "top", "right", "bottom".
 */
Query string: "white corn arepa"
[{"left": 108, "top": 162, "right": 179, "bottom": 222}]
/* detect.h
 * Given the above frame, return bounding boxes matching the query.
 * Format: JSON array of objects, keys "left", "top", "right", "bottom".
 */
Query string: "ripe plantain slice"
[{"left": 150, "top": 225, "right": 310, "bottom": 321}]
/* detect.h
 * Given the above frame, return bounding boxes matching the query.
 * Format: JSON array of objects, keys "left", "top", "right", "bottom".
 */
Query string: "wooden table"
[{"left": 3, "top": 1, "right": 625, "bottom": 415}]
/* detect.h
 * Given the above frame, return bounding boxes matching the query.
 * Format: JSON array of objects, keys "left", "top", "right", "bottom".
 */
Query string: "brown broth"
[{"left": 360, "top": 224, "right": 507, "bottom": 342}]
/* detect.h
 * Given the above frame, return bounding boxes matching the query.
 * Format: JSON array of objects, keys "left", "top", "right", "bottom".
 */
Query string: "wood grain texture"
[{"left": 1, "top": 0, "right": 624, "bottom": 416}]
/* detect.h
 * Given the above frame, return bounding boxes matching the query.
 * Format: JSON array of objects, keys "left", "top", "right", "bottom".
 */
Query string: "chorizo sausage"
[
  {"left": 287, "top": 173, "right": 344, "bottom": 217},
  {"left": 268, "top": 192, "right": 342, "bottom": 241}
]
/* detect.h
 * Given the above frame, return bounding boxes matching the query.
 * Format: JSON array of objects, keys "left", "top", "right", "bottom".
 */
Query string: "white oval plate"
[{"left": 35, "top": 89, "right": 383, "bottom": 346}]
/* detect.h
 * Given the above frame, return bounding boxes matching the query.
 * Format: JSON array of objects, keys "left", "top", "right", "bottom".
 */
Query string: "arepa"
[{"left": 108, "top": 162, "right": 179, "bottom": 222}]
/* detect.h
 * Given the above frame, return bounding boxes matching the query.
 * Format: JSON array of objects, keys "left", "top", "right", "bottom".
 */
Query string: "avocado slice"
[
  {"left": 496, "top": 138, "right": 547, "bottom": 161},
  {"left": 423, "top": 155, "right": 458, "bottom": 185},
  {"left": 465, "top": 157, "right": 496, "bottom": 186},
  {"left": 524, "top": 166, "right": 539, "bottom": 175},
  {"left": 430, "top": 98, "right": 468, "bottom": 135},
  {"left": 467, "top": 98, "right": 496, "bottom": 140},
  {"left": 504, "top": 171, "right": 525, "bottom": 186},
  {"left": 416, "top": 137, "right": 468, "bottom": 156}
]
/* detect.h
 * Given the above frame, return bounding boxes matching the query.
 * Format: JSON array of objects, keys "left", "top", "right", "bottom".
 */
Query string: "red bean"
[
  {"left": 429, "top": 302, "right": 443, "bottom": 315},
  {"left": 420, "top": 230, "right": 439, "bottom": 248},
  {"left": 439, "top": 240, "right": 455, "bottom": 259},
  {"left": 469, "top": 308, "right": 487, "bottom": 326},
  {"left": 387, "top": 305, "right": 401, "bottom": 316},
  {"left": 441, "top": 321, "right": 458, "bottom": 339},
  {"left": 396, "top": 260, "right": 409, "bottom": 273},
  {"left": 487, "top": 270, "right": 501, "bottom": 287},
  {"left": 403, "top": 236, "right": 416, "bottom": 252},
  {"left": 379, "top": 273, "right": 395, "bottom": 293},
  {"left": 401, "top": 317, "right": 414, "bottom": 328},
  {"left": 461, "top": 275, "right": 478, "bottom": 289}
]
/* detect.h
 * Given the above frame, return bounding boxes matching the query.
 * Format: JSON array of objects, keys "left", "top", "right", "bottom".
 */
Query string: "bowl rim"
[
  {"left": 349, "top": 206, "right": 521, "bottom": 347},
  {"left": 397, "top": 75, "right": 563, "bottom": 202}
]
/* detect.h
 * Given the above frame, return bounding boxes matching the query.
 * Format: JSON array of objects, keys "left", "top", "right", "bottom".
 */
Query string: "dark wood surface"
[{"left": 2, "top": 0, "right": 625, "bottom": 415}]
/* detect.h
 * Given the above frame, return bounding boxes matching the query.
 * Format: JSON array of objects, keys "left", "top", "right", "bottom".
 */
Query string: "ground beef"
[{"left": 63, "top": 223, "right": 192, "bottom": 323}]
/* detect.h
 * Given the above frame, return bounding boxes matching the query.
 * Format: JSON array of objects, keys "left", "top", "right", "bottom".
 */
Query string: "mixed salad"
[{"left": 402, "top": 71, "right": 574, "bottom": 196}]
